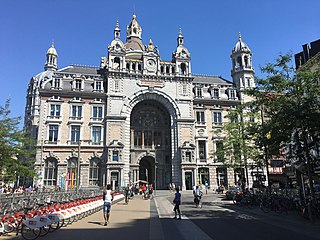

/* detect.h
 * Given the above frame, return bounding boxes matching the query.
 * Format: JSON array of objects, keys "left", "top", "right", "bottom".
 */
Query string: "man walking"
[
  {"left": 173, "top": 187, "right": 181, "bottom": 220},
  {"left": 103, "top": 184, "right": 114, "bottom": 226}
]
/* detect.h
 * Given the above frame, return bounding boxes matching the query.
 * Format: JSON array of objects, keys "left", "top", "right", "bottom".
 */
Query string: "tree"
[
  {"left": 246, "top": 53, "right": 320, "bottom": 198},
  {"left": 0, "top": 98, "right": 35, "bottom": 184},
  {"left": 213, "top": 103, "right": 263, "bottom": 190}
]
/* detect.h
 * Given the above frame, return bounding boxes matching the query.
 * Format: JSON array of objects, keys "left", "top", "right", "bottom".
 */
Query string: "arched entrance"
[
  {"left": 139, "top": 156, "right": 155, "bottom": 184},
  {"left": 130, "top": 100, "right": 172, "bottom": 189}
]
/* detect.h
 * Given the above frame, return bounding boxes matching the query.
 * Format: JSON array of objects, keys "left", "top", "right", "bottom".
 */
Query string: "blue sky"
[{"left": 0, "top": 0, "right": 319, "bottom": 124}]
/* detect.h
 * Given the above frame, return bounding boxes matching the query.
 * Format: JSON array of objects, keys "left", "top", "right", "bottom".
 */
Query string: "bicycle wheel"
[
  {"left": 49, "top": 221, "right": 60, "bottom": 232},
  {"left": 233, "top": 195, "right": 240, "bottom": 205},
  {"left": 4, "top": 221, "right": 15, "bottom": 233},
  {"left": 21, "top": 224, "right": 41, "bottom": 240},
  {"left": 260, "top": 201, "right": 270, "bottom": 213},
  {"left": 39, "top": 225, "right": 51, "bottom": 237}
]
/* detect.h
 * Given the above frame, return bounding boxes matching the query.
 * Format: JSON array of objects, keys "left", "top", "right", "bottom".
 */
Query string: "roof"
[
  {"left": 124, "top": 37, "right": 144, "bottom": 51},
  {"left": 193, "top": 74, "right": 233, "bottom": 85},
  {"left": 58, "top": 65, "right": 100, "bottom": 75}
]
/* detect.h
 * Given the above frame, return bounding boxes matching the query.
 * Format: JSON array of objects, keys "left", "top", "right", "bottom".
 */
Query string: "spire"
[
  {"left": 44, "top": 41, "right": 58, "bottom": 71},
  {"left": 147, "top": 38, "right": 155, "bottom": 52},
  {"left": 238, "top": 32, "right": 242, "bottom": 41},
  {"left": 126, "top": 14, "right": 142, "bottom": 39},
  {"left": 177, "top": 28, "right": 184, "bottom": 46},
  {"left": 114, "top": 20, "right": 120, "bottom": 39}
]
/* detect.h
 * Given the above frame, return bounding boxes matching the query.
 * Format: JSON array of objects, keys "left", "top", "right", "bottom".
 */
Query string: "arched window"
[
  {"left": 114, "top": 57, "right": 120, "bottom": 70},
  {"left": 44, "top": 158, "right": 57, "bottom": 186},
  {"left": 166, "top": 66, "right": 170, "bottom": 74},
  {"left": 180, "top": 63, "right": 186, "bottom": 75},
  {"left": 160, "top": 66, "right": 164, "bottom": 74},
  {"left": 138, "top": 64, "right": 142, "bottom": 71},
  {"left": 89, "top": 158, "right": 101, "bottom": 186},
  {"left": 67, "top": 158, "right": 78, "bottom": 189},
  {"left": 244, "top": 56, "right": 248, "bottom": 68},
  {"left": 237, "top": 57, "right": 242, "bottom": 69},
  {"left": 126, "top": 63, "right": 130, "bottom": 70}
]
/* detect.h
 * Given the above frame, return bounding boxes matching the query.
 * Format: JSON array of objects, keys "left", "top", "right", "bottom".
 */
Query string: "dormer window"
[
  {"left": 213, "top": 89, "right": 219, "bottom": 98},
  {"left": 52, "top": 79, "right": 61, "bottom": 89},
  {"left": 196, "top": 87, "right": 203, "bottom": 98},
  {"left": 230, "top": 89, "right": 236, "bottom": 99},
  {"left": 94, "top": 81, "right": 103, "bottom": 92}
]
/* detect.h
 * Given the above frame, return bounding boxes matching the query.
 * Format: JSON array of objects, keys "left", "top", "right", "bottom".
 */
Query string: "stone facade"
[{"left": 24, "top": 15, "right": 262, "bottom": 191}]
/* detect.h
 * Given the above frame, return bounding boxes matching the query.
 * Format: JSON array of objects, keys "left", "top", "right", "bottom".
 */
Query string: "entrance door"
[
  {"left": 185, "top": 172, "right": 193, "bottom": 190},
  {"left": 139, "top": 157, "right": 153, "bottom": 184}
]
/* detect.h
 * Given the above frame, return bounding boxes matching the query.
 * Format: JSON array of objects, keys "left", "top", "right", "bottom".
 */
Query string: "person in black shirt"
[{"left": 173, "top": 187, "right": 181, "bottom": 220}]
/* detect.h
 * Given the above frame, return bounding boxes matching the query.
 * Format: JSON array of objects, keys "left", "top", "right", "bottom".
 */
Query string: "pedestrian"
[
  {"left": 141, "top": 184, "right": 147, "bottom": 199},
  {"left": 205, "top": 182, "right": 208, "bottom": 194},
  {"left": 173, "top": 187, "right": 181, "bottom": 219},
  {"left": 103, "top": 184, "right": 114, "bottom": 226},
  {"left": 124, "top": 184, "right": 130, "bottom": 204}
]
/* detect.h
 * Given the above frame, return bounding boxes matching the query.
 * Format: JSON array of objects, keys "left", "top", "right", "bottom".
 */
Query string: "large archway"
[{"left": 131, "top": 100, "right": 172, "bottom": 189}]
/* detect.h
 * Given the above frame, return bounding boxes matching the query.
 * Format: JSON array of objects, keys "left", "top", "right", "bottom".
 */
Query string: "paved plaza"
[{"left": 2, "top": 190, "right": 320, "bottom": 240}]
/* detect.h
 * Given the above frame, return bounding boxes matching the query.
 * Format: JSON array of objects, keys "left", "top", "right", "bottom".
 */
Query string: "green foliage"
[
  {"left": 246, "top": 53, "right": 320, "bottom": 160},
  {"left": 0, "top": 99, "right": 35, "bottom": 182},
  {"left": 213, "top": 104, "right": 263, "bottom": 168}
]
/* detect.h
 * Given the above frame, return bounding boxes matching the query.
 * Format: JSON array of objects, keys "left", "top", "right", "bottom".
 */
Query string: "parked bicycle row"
[
  {"left": 229, "top": 188, "right": 320, "bottom": 221},
  {"left": 0, "top": 190, "right": 124, "bottom": 239}
]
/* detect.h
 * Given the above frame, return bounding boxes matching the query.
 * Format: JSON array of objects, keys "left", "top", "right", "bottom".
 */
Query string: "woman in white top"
[{"left": 103, "top": 184, "right": 114, "bottom": 226}]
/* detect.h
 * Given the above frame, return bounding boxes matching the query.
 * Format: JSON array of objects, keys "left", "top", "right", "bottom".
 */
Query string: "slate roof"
[
  {"left": 58, "top": 65, "right": 100, "bottom": 75},
  {"left": 192, "top": 75, "right": 233, "bottom": 85}
]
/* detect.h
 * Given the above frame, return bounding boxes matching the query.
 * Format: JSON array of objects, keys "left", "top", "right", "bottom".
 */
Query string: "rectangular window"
[
  {"left": 230, "top": 90, "right": 235, "bottom": 99},
  {"left": 75, "top": 80, "right": 82, "bottom": 90},
  {"left": 53, "top": 79, "right": 60, "bottom": 89},
  {"left": 186, "top": 152, "right": 192, "bottom": 162},
  {"left": 182, "top": 84, "right": 187, "bottom": 96},
  {"left": 216, "top": 141, "right": 224, "bottom": 161},
  {"left": 154, "top": 131, "right": 162, "bottom": 147},
  {"left": 112, "top": 150, "right": 119, "bottom": 161},
  {"left": 92, "top": 106, "right": 103, "bottom": 120},
  {"left": 92, "top": 126, "right": 101, "bottom": 144},
  {"left": 95, "top": 81, "right": 102, "bottom": 91},
  {"left": 71, "top": 105, "right": 82, "bottom": 119},
  {"left": 50, "top": 104, "right": 61, "bottom": 117},
  {"left": 144, "top": 131, "right": 152, "bottom": 147},
  {"left": 196, "top": 88, "right": 202, "bottom": 97},
  {"left": 48, "top": 125, "right": 59, "bottom": 142},
  {"left": 247, "top": 78, "right": 251, "bottom": 87},
  {"left": 198, "top": 140, "right": 206, "bottom": 161},
  {"left": 134, "top": 131, "right": 142, "bottom": 146},
  {"left": 71, "top": 125, "right": 80, "bottom": 143},
  {"left": 196, "top": 111, "right": 205, "bottom": 123},
  {"left": 213, "top": 112, "right": 222, "bottom": 124},
  {"left": 213, "top": 89, "right": 219, "bottom": 98},
  {"left": 114, "top": 80, "right": 119, "bottom": 92}
]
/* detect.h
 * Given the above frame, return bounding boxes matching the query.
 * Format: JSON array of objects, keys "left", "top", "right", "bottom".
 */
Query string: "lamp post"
[
  {"left": 76, "top": 139, "right": 90, "bottom": 193},
  {"left": 154, "top": 144, "right": 160, "bottom": 196},
  {"left": 77, "top": 141, "right": 81, "bottom": 193}
]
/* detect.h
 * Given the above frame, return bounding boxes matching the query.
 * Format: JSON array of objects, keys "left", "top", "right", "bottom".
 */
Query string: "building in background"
[{"left": 24, "top": 15, "right": 261, "bottom": 190}]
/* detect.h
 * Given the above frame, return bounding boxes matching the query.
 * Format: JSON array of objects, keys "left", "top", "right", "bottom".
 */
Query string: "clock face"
[{"left": 146, "top": 59, "right": 156, "bottom": 72}]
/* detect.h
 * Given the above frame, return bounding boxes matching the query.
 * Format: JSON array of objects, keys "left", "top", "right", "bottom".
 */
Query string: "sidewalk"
[{"left": 1, "top": 195, "right": 152, "bottom": 240}]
